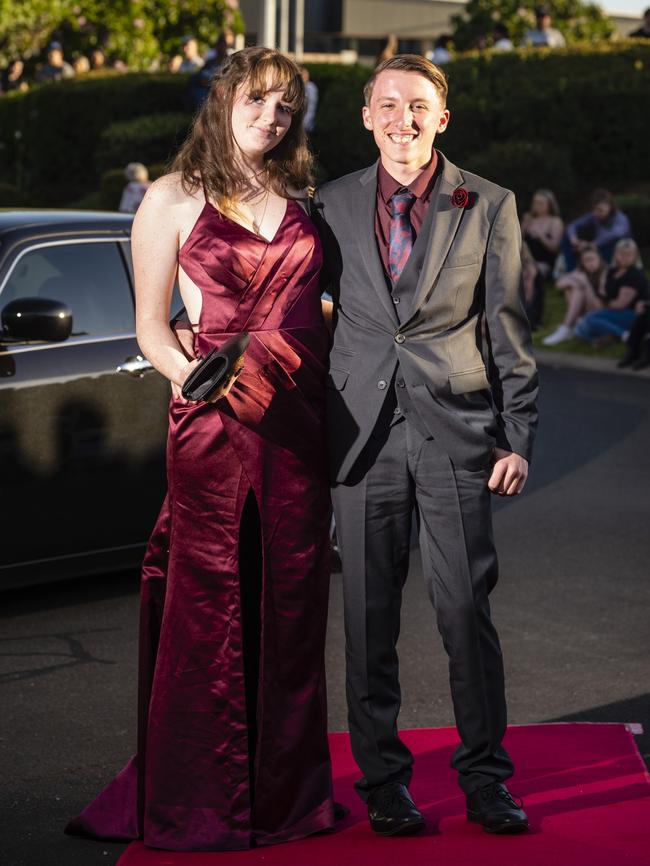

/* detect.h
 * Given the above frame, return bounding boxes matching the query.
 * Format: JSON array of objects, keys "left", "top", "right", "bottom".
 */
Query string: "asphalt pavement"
[{"left": 2, "top": 361, "right": 649, "bottom": 866}]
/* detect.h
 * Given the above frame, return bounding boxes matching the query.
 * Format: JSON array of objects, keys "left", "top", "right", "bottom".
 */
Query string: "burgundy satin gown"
[{"left": 66, "top": 199, "right": 335, "bottom": 850}]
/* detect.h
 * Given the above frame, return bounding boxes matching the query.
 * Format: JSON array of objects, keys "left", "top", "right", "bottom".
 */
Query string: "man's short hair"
[{"left": 363, "top": 54, "right": 448, "bottom": 107}]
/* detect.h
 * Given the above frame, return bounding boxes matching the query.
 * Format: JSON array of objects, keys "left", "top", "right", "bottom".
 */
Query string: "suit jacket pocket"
[
  {"left": 327, "top": 366, "right": 350, "bottom": 390},
  {"left": 449, "top": 366, "right": 490, "bottom": 395}
]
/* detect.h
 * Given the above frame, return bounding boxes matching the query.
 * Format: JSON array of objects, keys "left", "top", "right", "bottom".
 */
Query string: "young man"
[{"left": 315, "top": 55, "right": 538, "bottom": 836}]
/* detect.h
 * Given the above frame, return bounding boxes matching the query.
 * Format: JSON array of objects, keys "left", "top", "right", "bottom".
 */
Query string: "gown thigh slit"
[
  {"left": 238, "top": 486, "right": 263, "bottom": 805},
  {"left": 65, "top": 198, "right": 335, "bottom": 851}
]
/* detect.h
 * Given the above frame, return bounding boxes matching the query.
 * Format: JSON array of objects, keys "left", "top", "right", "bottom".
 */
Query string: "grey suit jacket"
[{"left": 315, "top": 153, "right": 539, "bottom": 483}]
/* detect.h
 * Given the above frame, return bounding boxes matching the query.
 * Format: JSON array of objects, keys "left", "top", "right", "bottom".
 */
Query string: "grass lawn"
[{"left": 533, "top": 282, "right": 626, "bottom": 361}]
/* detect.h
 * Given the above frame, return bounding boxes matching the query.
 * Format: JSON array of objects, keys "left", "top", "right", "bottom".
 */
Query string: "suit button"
[
  {"left": 377, "top": 379, "right": 387, "bottom": 390},
  {"left": 397, "top": 378, "right": 405, "bottom": 388},
  {"left": 392, "top": 296, "right": 400, "bottom": 304},
  {"left": 393, "top": 407, "right": 401, "bottom": 415},
  {"left": 395, "top": 333, "right": 405, "bottom": 344}
]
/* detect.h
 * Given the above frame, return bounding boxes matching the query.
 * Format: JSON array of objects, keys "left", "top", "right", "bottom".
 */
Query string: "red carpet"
[{"left": 118, "top": 723, "right": 650, "bottom": 866}]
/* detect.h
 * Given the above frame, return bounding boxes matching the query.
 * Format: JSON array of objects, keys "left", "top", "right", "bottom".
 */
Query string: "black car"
[{"left": 0, "top": 210, "right": 175, "bottom": 589}]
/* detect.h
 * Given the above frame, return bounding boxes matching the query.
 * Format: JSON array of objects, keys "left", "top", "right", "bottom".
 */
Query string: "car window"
[
  {"left": 120, "top": 240, "right": 182, "bottom": 320},
  {"left": 1, "top": 242, "right": 134, "bottom": 339}
]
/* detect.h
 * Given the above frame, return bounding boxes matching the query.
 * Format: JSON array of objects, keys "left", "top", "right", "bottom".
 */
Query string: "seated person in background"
[
  {"left": 562, "top": 188, "right": 631, "bottom": 271},
  {"left": 118, "top": 163, "right": 151, "bottom": 214},
  {"left": 521, "top": 188, "right": 563, "bottom": 278},
  {"left": 522, "top": 242, "right": 545, "bottom": 331},
  {"left": 575, "top": 239, "right": 648, "bottom": 347},
  {"left": 543, "top": 244, "right": 607, "bottom": 345},
  {"left": 618, "top": 298, "right": 650, "bottom": 369}
]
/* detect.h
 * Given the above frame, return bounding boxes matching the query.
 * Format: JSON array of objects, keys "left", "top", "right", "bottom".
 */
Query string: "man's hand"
[{"left": 488, "top": 448, "right": 529, "bottom": 496}]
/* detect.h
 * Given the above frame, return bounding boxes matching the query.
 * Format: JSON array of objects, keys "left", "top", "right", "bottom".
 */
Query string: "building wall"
[{"left": 343, "top": 0, "right": 466, "bottom": 39}]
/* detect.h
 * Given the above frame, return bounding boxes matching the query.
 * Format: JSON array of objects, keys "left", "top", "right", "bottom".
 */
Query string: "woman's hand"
[{"left": 175, "top": 355, "right": 245, "bottom": 404}]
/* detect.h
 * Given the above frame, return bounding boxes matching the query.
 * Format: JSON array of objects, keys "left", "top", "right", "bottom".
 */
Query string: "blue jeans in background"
[{"left": 575, "top": 308, "right": 636, "bottom": 342}]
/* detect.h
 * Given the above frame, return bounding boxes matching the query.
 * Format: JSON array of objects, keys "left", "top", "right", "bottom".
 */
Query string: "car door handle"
[{"left": 116, "top": 355, "right": 155, "bottom": 377}]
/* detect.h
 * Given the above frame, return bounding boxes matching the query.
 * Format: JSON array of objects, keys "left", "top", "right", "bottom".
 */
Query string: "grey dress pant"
[{"left": 331, "top": 416, "right": 514, "bottom": 798}]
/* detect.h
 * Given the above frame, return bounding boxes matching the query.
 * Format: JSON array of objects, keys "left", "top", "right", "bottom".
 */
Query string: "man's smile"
[{"left": 387, "top": 132, "right": 418, "bottom": 145}]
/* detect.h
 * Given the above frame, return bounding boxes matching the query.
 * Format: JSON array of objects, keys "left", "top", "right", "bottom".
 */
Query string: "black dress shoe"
[
  {"left": 367, "top": 782, "right": 425, "bottom": 836},
  {"left": 466, "top": 782, "right": 529, "bottom": 834}
]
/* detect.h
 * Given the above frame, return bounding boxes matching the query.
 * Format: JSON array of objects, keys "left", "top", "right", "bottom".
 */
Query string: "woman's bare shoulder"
[{"left": 144, "top": 172, "right": 201, "bottom": 207}]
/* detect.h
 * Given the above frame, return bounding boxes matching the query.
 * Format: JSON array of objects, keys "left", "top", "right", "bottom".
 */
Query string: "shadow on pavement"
[
  {"left": 0, "top": 570, "right": 140, "bottom": 619},
  {"left": 494, "top": 366, "right": 647, "bottom": 511}
]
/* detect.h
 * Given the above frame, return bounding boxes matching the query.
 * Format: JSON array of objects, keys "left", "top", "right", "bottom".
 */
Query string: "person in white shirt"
[
  {"left": 119, "top": 163, "right": 151, "bottom": 214},
  {"left": 522, "top": 6, "right": 566, "bottom": 48},
  {"left": 492, "top": 23, "right": 514, "bottom": 51}
]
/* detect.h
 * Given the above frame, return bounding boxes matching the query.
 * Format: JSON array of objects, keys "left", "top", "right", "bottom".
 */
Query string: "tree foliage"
[
  {"left": 450, "top": 0, "right": 615, "bottom": 50},
  {"left": 1, "top": 0, "right": 244, "bottom": 69}
]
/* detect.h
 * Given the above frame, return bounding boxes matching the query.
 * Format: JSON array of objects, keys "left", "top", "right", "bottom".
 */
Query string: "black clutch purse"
[{"left": 181, "top": 332, "right": 250, "bottom": 401}]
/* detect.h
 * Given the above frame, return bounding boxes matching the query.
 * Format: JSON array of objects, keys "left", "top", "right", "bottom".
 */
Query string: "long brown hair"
[{"left": 172, "top": 47, "right": 312, "bottom": 212}]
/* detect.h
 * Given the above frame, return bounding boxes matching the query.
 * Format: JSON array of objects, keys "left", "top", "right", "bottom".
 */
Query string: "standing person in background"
[
  {"left": 73, "top": 55, "right": 90, "bottom": 74},
  {"left": 618, "top": 297, "right": 650, "bottom": 369},
  {"left": 522, "top": 6, "right": 566, "bottom": 47},
  {"left": 376, "top": 34, "right": 398, "bottom": 66},
  {"left": 492, "top": 23, "right": 514, "bottom": 51},
  {"left": 186, "top": 32, "right": 230, "bottom": 111},
  {"left": 90, "top": 48, "right": 106, "bottom": 70},
  {"left": 629, "top": 7, "right": 650, "bottom": 38},
  {"left": 36, "top": 42, "right": 74, "bottom": 83},
  {"left": 300, "top": 66, "right": 318, "bottom": 134},
  {"left": 179, "top": 36, "right": 204, "bottom": 73},
  {"left": 427, "top": 35, "right": 453, "bottom": 65},
  {"left": 1, "top": 59, "right": 29, "bottom": 94},
  {"left": 562, "top": 188, "right": 631, "bottom": 271},
  {"left": 119, "top": 163, "right": 151, "bottom": 214},
  {"left": 315, "top": 54, "right": 537, "bottom": 839},
  {"left": 65, "top": 47, "right": 335, "bottom": 852},
  {"left": 520, "top": 188, "right": 563, "bottom": 278}
]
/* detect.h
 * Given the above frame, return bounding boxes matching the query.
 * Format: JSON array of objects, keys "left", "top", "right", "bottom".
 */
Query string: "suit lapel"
[
  {"left": 355, "top": 163, "right": 400, "bottom": 327},
  {"left": 404, "top": 157, "right": 466, "bottom": 322}
]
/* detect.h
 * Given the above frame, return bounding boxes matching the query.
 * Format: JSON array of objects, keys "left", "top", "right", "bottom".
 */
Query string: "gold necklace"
[{"left": 250, "top": 188, "right": 270, "bottom": 236}]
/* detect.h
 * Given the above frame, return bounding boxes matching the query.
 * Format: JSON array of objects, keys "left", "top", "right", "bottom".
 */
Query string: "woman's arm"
[
  {"left": 132, "top": 179, "right": 197, "bottom": 389},
  {"left": 608, "top": 286, "right": 638, "bottom": 310}
]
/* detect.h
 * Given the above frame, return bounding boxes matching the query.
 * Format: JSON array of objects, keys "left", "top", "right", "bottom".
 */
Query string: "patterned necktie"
[{"left": 388, "top": 189, "right": 416, "bottom": 284}]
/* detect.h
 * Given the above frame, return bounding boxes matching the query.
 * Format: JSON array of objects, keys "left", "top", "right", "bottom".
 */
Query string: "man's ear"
[
  {"left": 362, "top": 105, "right": 373, "bottom": 131},
  {"left": 438, "top": 109, "right": 451, "bottom": 134}
]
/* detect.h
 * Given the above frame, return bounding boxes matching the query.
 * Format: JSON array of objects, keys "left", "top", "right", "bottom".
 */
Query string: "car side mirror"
[{"left": 1, "top": 297, "right": 73, "bottom": 343}]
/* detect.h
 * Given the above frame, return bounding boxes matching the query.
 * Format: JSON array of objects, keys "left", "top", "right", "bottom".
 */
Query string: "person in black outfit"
[
  {"left": 629, "top": 8, "right": 650, "bottom": 38},
  {"left": 618, "top": 300, "right": 650, "bottom": 369}
]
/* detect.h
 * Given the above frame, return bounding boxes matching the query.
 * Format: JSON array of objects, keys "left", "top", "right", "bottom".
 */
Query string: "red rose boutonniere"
[{"left": 451, "top": 186, "right": 470, "bottom": 209}]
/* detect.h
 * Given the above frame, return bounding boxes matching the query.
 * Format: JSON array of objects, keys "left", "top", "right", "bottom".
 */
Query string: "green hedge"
[
  {"left": 1, "top": 45, "right": 649, "bottom": 210},
  {"left": 96, "top": 113, "right": 191, "bottom": 175},
  {"left": 0, "top": 72, "right": 189, "bottom": 206}
]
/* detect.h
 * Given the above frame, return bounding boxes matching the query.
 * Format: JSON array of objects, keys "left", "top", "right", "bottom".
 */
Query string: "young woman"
[
  {"left": 575, "top": 238, "right": 648, "bottom": 345},
  {"left": 66, "top": 47, "right": 335, "bottom": 851},
  {"left": 543, "top": 244, "right": 607, "bottom": 346},
  {"left": 520, "top": 188, "right": 563, "bottom": 278}
]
